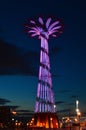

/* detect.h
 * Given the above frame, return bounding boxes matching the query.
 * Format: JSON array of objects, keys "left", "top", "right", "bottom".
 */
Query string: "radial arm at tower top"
[{"left": 25, "top": 17, "right": 63, "bottom": 39}]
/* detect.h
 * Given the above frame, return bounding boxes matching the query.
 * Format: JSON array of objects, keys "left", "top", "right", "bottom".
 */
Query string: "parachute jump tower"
[{"left": 25, "top": 17, "right": 63, "bottom": 128}]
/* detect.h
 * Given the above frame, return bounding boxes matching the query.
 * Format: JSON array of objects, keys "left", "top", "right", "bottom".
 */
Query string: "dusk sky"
[{"left": 0, "top": 0, "right": 86, "bottom": 116}]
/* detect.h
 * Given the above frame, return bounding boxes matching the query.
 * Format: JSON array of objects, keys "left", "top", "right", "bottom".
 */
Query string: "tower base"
[{"left": 31, "top": 112, "right": 59, "bottom": 128}]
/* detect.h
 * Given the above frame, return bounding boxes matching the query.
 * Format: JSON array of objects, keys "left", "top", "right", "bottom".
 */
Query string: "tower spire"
[{"left": 25, "top": 17, "right": 63, "bottom": 128}]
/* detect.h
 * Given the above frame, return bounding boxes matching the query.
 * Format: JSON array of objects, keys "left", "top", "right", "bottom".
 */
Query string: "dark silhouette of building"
[{"left": 0, "top": 106, "right": 11, "bottom": 127}]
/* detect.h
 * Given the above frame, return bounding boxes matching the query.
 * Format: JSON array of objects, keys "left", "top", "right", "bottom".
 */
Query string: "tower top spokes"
[{"left": 25, "top": 17, "right": 63, "bottom": 39}]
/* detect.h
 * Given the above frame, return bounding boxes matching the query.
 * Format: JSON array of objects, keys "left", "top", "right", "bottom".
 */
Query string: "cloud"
[
  {"left": 57, "top": 108, "right": 70, "bottom": 113},
  {"left": 0, "top": 39, "right": 19, "bottom": 74},
  {"left": 65, "top": 102, "right": 75, "bottom": 107},
  {"left": 70, "top": 95, "right": 79, "bottom": 99},
  {"left": 55, "top": 101, "right": 65, "bottom": 105},
  {"left": 16, "top": 109, "right": 34, "bottom": 118},
  {"left": 0, "top": 98, "right": 11, "bottom": 105},
  {"left": 0, "top": 98, "right": 19, "bottom": 109},
  {"left": 5, "top": 105, "right": 19, "bottom": 110},
  {"left": 0, "top": 39, "right": 39, "bottom": 76},
  {"left": 19, "top": 51, "right": 39, "bottom": 76},
  {"left": 16, "top": 109, "right": 34, "bottom": 113}
]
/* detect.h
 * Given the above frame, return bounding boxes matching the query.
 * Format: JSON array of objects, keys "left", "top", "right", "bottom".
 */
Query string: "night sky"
[{"left": 0, "top": 0, "right": 86, "bottom": 116}]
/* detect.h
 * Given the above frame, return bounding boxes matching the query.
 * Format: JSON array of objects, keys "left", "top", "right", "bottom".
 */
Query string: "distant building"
[{"left": 0, "top": 106, "right": 11, "bottom": 127}]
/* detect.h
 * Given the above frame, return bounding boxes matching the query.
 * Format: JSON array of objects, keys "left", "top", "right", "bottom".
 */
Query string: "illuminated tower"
[
  {"left": 76, "top": 100, "right": 81, "bottom": 118},
  {"left": 25, "top": 17, "right": 63, "bottom": 128}
]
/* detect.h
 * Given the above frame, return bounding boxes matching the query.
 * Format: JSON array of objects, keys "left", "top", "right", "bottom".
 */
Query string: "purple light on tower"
[{"left": 25, "top": 17, "right": 62, "bottom": 113}]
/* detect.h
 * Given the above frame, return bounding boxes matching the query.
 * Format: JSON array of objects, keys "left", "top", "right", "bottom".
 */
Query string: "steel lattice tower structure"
[
  {"left": 25, "top": 17, "right": 63, "bottom": 128},
  {"left": 35, "top": 36, "right": 55, "bottom": 113}
]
